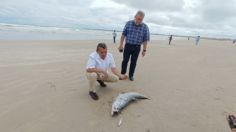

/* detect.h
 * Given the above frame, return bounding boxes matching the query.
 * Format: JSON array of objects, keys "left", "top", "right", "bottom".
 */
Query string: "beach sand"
[{"left": 0, "top": 39, "right": 236, "bottom": 132}]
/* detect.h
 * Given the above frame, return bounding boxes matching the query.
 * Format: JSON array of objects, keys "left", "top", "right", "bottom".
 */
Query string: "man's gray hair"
[
  {"left": 96, "top": 42, "right": 107, "bottom": 51},
  {"left": 135, "top": 10, "right": 145, "bottom": 17}
]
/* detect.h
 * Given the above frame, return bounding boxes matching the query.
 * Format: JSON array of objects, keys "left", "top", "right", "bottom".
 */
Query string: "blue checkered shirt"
[{"left": 122, "top": 20, "right": 150, "bottom": 45}]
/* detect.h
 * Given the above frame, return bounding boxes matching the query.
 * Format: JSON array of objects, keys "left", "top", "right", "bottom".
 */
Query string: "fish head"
[{"left": 111, "top": 106, "right": 119, "bottom": 116}]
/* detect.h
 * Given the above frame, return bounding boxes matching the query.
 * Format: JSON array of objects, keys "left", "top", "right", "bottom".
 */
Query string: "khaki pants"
[{"left": 86, "top": 72, "right": 118, "bottom": 92}]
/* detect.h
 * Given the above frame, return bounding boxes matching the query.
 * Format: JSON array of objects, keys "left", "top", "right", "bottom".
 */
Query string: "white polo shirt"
[{"left": 86, "top": 51, "right": 116, "bottom": 71}]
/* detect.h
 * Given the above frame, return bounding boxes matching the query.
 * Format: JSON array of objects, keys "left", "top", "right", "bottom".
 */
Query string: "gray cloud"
[
  {"left": 200, "top": 0, "right": 236, "bottom": 22},
  {"left": 0, "top": 0, "right": 235, "bottom": 38},
  {"left": 111, "top": 0, "right": 185, "bottom": 12},
  {"left": 129, "top": 0, "right": 236, "bottom": 37}
]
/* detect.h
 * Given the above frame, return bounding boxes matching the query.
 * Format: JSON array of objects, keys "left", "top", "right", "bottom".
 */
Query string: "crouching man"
[{"left": 86, "top": 43, "right": 128, "bottom": 100}]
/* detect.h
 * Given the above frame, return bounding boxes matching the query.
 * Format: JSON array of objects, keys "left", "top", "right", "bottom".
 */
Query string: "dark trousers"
[
  {"left": 121, "top": 44, "right": 141, "bottom": 77},
  {"left": 169, "top": 39, "right": 172, "bottom": 45},
  {"left": 113, "top": 37, "right": 116, "bottom": 43}
]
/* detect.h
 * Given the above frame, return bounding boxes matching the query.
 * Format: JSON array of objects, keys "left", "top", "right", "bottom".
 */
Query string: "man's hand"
[
  {"left": 119, "top": 74, "right": 128, "bottom": 80},
  {"left": 118, "top": 46, "right": 123, "bottom": 53},
  {"left": 88, "top": 68, "right": 108, "bottom": 79},
  {"left": 111, "top": 68, "right": 127, "bottom": 80},
  {"left": 142, "top": 42, "right": 147, "bottom": 57},
  {"left": 118, "top": 35, "right": 125, "bottom": 53},
  {"left": 99, "top": 70, "right": 109, "bottom": 79},
  {"left": 142, "top": 50, "right": 146, "bottom": 57}
]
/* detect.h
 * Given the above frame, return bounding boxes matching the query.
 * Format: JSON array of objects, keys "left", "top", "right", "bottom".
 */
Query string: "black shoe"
[
  {"left": 97, "top": 80, "right": 107, "bottom": 87},
  {"left": 129, "top": 76, "right": 134, "bottom": 81},
  {"left": 89, "top": 91, "right": 99, "bottom": 100}
]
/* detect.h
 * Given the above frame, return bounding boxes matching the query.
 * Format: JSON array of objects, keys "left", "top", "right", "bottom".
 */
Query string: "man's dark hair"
[{"left": 96, "top": 43, "right": 107, "bottom": 51}]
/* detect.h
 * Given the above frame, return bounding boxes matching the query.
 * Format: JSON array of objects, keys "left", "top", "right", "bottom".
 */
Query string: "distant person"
[
  {"left": 195, "top": 36, "right": 200, "bottom": 45},
  {"left": 169, "top": 35, "right": 173, "bottom": 45},
  {"left": 86, "top": 43, "right": 127, "bottom": 100},
  {"left": 188, "top": 37, "right": 190, "bottom": 40},
  {"left": 118, "top": 10, "right": 150, "bottom": 81},
  {"left": 112, "top": 30, "right": 117, "bottom": 43},
  {"left": 233, "top": 39, "right": 236, "bottom": 44}
]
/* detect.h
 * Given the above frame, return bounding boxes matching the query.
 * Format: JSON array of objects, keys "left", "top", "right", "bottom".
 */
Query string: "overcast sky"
[{"left": 0, "top": 0, "right": 236, "bottom": 38}]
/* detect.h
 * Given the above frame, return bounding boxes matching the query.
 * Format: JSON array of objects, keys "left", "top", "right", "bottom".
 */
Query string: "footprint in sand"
[{"left": 47, "top": 82, "right": 57, "bottom": 92}]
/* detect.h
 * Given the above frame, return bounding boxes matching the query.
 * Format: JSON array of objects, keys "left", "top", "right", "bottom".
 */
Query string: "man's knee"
[
  {"left": 104, "top": 74, "right": 119, "bottom": 82},
  {"left": 122, "top": 57, "right": 130, "bottom": 63},
  {"left": 131, "top": 58, "right": 137, "bottom": 63},
  {"left": 87, "top": 72, "right": 98, "bottom": 80},
  {"left": 110, "top": 74, "right": 119, "bottom": 82},
  {"left": 113, "top": 76, "right": 119, "bottom": 82}
]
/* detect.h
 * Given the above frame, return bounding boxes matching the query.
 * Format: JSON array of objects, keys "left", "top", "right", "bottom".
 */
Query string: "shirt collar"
[
  {"left": 132, "top": 20, "right": 143, "bottom": 27},
  {"left": 96, "top": 52, "right": 106, "bottom": 60}
]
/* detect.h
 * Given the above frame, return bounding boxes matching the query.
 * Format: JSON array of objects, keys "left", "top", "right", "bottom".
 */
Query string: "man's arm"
[
  {"left": 111, "top": 67, "right": 127, "bottom": 80},
  {"left": 143, "top": 41, "right": 147, "bottom": 51},
  {"left": 118, "top": 34, "right": 125, "bottom": 51},
  {"left": 142, "top": 41, "right": 148, "bottom": 57},
  {"left": 86, "top": 68, "right": 108, "bottom": 78},
  {"left": 87, "top": 68, "right": 103, "bottom": 73},
  {"left": 142, "top": 24, "right": 150, "bottom": 57}
]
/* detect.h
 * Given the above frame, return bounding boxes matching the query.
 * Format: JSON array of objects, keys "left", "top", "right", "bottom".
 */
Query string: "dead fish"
[{"left": 111, "top": 92, "right": 149, "bottom": 116}]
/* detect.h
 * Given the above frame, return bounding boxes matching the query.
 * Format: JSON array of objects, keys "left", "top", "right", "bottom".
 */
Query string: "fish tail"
[{"left": 137, "top": 96, "right": 149, "bottom": 100}]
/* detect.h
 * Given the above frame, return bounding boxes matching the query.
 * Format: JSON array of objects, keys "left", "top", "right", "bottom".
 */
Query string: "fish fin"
[{"left": 136, "top": 96, "right": 149, "bottom": 100}]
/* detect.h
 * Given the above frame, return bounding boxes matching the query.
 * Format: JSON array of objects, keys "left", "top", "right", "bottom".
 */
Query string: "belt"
[{"left": 126, "top": 43, "right": 141, "bottom": 47}]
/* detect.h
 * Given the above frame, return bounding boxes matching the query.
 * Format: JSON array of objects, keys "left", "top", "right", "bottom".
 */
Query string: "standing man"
[
  {"left": 118, "top": 10, "right": 150, "bottom": 81},
  {"left": 112, "top": 30, "right": 117, "bottom": 43},
  {"left": 233, "top": 39, "right": 236, "bottom": 44},
  {"left": 169, "top": 35, "right": 173, "bottom": 45},
  {"left": 195, "top": 36, "right": 200, "bottom": 45},
  {"left": 86, "top": 43, "right": 127, "bottom": 100}
]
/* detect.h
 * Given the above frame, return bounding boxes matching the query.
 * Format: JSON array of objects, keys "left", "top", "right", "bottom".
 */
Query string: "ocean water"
[
  {"left": 0, "top": 23, "right": 112, "bottom": 40},
  {"left": 0, "top": 23, "right": 168, "bottom": 40},
  {"left": 0, "top": 23, "right": 233, "bottom": 41}
]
